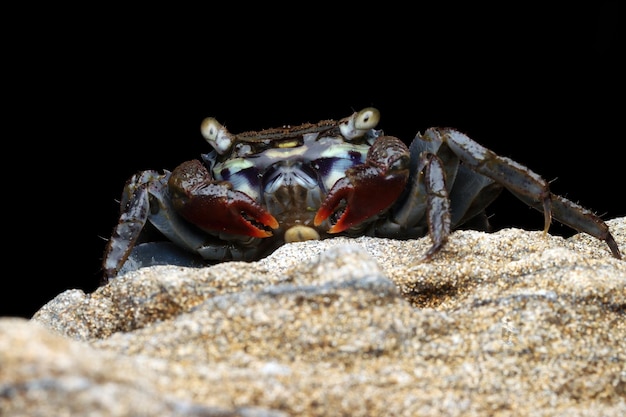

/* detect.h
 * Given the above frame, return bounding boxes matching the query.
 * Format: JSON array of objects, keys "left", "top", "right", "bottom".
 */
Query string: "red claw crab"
[{"left": 102, "top": 107, "right": 622, "bottom": 281}]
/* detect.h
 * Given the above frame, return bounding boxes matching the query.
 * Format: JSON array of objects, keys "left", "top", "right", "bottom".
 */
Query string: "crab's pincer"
[
  {"left": 315, "top": 136, "right": 410, "bottom": 233},
  {"left": 169, "top": 160, "right": 278, "bottom": 238}
]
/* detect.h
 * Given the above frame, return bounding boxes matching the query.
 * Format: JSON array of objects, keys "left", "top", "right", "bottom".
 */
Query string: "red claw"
[
  {"left": 315, "top": 135, "right": 411, "bottom": 233},
  {"left": 169, "top": 160, "right": 278, "bottom": 238},
  {"left": 314, "top": 165, "right": 409, "bottom": 233},
  {"left": 194, "top": 190, "right": 278, "bottom": 238}
]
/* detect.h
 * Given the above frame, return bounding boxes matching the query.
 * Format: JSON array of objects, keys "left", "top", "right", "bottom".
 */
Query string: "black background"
[{"left": 4, "top": 4, "right": 622, "bottom": 318}]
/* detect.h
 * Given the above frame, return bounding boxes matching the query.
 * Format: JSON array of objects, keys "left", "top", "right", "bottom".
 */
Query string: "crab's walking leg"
[
  {"left": 102, "top": 171, "right": 159, "bottom": 281},
  {"left": 441, "top": 128, "right": 622, "bottom": 259},
  {"left": 314, "top": 136, "right": 410, "bottom": 233},
  {"left": 517, "top": 193, "right": 622, "bottom": 259},
  {"left": 441, "top": 128, "right": 553, "bottom": 233},
  {"left": 419, "top": 153, "right": 452, "bottom": 259}
]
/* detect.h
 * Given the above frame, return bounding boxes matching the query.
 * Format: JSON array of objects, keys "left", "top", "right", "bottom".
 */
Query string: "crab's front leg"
[
  {"left": 314, "top": 136, "right": 410, "bottom": 233},
  {"left": 168, "top": 159, "right": 279, "bottom": 238}
]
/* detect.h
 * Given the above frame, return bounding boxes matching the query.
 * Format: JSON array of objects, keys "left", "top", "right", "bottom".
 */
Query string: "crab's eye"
[
  {"left": 200, "top": 117, "right": 233, "bottom": 155},
  {"left": 201, "top": 117, "right": 222, "bottom": 141},
  {"left": 354, "top": 107, "right": 380, "bottom": 130},
  {"left": 339, "top": 107, "right": 381, "bottom": 141}
]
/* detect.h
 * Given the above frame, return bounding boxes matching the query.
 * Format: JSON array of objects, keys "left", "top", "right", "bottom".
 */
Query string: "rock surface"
[{"left": 2, "top": 218, "right": 625, "bottom": 416}]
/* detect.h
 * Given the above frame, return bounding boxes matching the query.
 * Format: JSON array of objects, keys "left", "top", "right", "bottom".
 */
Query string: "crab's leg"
[
  {"left": 169, "top": 160, "right": 279, "bottom": 238},
  {"left": 314, "top": 136, "right": 410, "bottom": 233},
  {"left": 440, "top": 128, "right": 553, "bottom": 232},
  {"left": 441, "top": 128, "right": 622, "bottom": 259},
  {"left": 102, "top": 170, "right": 160, "bottom": 281},
  {"left": 516, "top": 193, "right": 622, "bottom": 259},
  {"left": 418, "top": 152, "right": 452, "bottom": 259}
]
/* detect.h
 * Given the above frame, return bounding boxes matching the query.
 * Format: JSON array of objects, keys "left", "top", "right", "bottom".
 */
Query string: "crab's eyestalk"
[
  {"left": 201, "top": 117, "right": 235, "bottom": 155},
  {"left": 339, "top": 107, "right": 380, "bottom": 141}
]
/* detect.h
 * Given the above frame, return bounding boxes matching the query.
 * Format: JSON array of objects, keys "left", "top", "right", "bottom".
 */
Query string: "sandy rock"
[{"left": 2, "top": 218, "right": 625, "bottom": 416}]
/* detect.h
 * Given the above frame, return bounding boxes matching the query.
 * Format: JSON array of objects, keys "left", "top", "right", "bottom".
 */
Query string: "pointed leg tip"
[
  {"left": 421, "top": 241, "right": 445, "bottom": 262},
  {"left": 606, "top": 235, "right": 622, "bottom": 260}
]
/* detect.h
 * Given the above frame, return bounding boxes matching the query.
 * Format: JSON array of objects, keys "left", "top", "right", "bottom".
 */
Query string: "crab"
[{"left": 102, "top": 107, "right": 622, "bottom": 281}]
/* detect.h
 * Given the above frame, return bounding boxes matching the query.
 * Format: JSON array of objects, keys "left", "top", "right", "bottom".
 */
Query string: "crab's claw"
[
  {"left": 314, "top": 136, "right": 410, "bottom": 233},
  {"left": 169, "top": 160, "right": 278, "bottom": 238}
]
